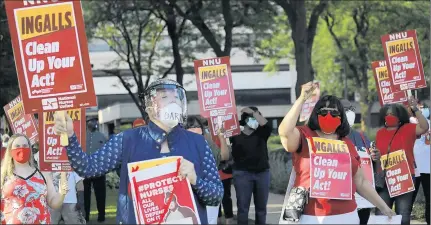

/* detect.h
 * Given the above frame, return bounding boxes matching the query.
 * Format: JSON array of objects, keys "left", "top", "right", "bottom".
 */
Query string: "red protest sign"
[
  {"left": 381, "top": 150, "right": 415, "bottom": 198},
  {"left": 194, "top": 57, "right": 237, "bottom": 116},
  {"left": 38, "top": 109, "right": 86, "bottom": 171},
  {"left": 381, "top": 30, "right": 427, "bottom": 92},
  {"left": 299, "top": 82, "right": 320, "bottom": 122},
  {"left": 355, "top": 150, "right": 375, "bottom": 208},
  {"left": 308, "top": 137, "right": 352, "bottom": 200},
  {"left": 5, "top": 0, "right": 97, "bottom": 114},
  {"left": 372, "top": 61, "right": 408, "bottom": 106},
  {"left": 208, "top": 114, "right": 240, "bottom": 138},
  {"left": 3, "top": 96, "right": 39, "bottom": 145},
  {"left": 128, "top": 159, "right": 201, "bottom": 224}
]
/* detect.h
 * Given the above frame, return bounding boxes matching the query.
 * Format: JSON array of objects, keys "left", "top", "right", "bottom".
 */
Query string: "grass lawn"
[{"left": 89, "top": 188, "right": 118, "bottom": 224}]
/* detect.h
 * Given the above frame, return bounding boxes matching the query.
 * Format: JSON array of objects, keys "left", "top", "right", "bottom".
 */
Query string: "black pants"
[
  {"left": 412, "top": 173, "right": 430, "bottom": 225},
  {"left": 218, "top": 178, "right": 234, "bottom": 219},
  {"left": 375, "top": 184, "right": 415, "bottom": 225},
  {"left": 357, "top": 208, "right": 371, "bottom": 225},
  {"left": 84, "top": 175, "right": 106, "bottom": 221}
]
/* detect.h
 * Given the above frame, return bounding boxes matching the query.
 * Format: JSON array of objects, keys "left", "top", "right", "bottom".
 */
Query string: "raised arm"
[
  {"left": 191, "top": 139, "right": 224, "bottom": 206},
  {"left": 53, "top": 112, "right": 123, "bottom": 178},
  {"left": 409, "top": 97, "right": 429, "bottom": 135},
  {"left": 66, "top": 133, "right": 123, "bottom": 178},
  {"left": 279, "top": 82, "right": 316, "bottom": 152},
  {"left": 44, "top": 172, "right": 66, "bottom": 210}
]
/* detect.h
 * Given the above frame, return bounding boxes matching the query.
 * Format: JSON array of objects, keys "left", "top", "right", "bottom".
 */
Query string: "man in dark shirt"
[
  {"left": 84, "top": 118, "right": 107, "bottom": 222},
  {"left": 230, "top": 106, "right": 272, "bottom": 225}
]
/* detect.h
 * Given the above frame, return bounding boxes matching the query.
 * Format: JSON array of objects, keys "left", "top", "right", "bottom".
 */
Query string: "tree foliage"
[{"left": 0, "top": 1, "right": 19, "bottom": 118}]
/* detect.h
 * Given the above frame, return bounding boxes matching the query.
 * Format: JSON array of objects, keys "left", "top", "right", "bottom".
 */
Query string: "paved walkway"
[{"left": 228, "top": 187, "right": 426, "bottom": 224}]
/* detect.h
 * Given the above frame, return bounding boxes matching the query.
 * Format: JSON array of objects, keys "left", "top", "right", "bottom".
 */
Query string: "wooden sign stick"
[{"left": 57, "top": 111, "right": 69, "bottom": 146}]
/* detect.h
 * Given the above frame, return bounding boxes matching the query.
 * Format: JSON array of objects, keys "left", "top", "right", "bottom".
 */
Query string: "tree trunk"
[
  {"left": 292, "top": 31, "right": 314, "bottom": 99},
  {"left": 359, "top": 88, "right": 371, "bottom": 132},
  {"left": 165, "top": 8, "right": 184, "bottom": 85}
]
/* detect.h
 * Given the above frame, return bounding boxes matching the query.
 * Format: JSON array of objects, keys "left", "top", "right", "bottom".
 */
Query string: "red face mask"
[
  {"left": 385, "top": 115, "right": 399, "bottom": 127},
  {"left": 11, "top": 147, "right": 31, "bottom": 164},
  {"left": 318, "top": 114, "right": 341, "bottom": 134}
]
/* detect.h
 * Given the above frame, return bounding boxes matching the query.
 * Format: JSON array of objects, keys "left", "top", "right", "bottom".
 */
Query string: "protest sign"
[
  {"left": 39, "top": 109, "right": 86, "bottom": 171},
  {"left": 208, "top": 114, "right": 240, "bottom": 138},
  {"left": 355, "top": 149, "right": 375, "bottom": 208},
  {"left": 3, "top": 95, "right": 38, "bottom": 145},
  {"left": 380, "top": 150, "right": 415, "bottom": 198},
  {"left": 299, "top": 82, "right": 320, "bottom": 122},
  {"left": 372, "top": 61, "right": 408, "bottom": 106},
  {"left": 381, "top": 30, "right": 427, "bottom": 92},
  {"left": 128, "top": 159, "right": 201, "bottom": 224},
  {"left": 308, "top": 137, "right": 352, "bottom": 200},
  {"left": 5, "top": 0, "right": 97, "bottom": 114},
  {"left": 368, "top": 215, "right": 402, "bottom": 224}
]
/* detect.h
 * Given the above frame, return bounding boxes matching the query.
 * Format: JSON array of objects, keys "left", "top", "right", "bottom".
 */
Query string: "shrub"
[
  {"left": 268, "top": 135, "right": 283, "bottom": 152},
  {"left": 106, "top": 171, "right": 120, "bottom": 189},
  {"left": 268, "top": 148, "right": 293, "bottom": 194},
  {"left": 412, "top": 185, "right": 426, "bottom": 221}
]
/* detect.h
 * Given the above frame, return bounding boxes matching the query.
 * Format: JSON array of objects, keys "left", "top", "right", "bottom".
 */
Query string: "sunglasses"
[{"left": 317, "top": 109, "right": 341, "bottom": 117}]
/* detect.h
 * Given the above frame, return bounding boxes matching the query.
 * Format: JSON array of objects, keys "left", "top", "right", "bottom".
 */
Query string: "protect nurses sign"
[
  {"left": 381, "top": 30, "right": 427, "bottom": 92},
  {"left": 5, "top": 0, "right": 97, "bottom": 113}
]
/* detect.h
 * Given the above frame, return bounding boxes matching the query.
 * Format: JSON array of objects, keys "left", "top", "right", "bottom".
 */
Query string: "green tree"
[
  {"left": 0, "top": 1, "right": 19, "bottom": 117},
  {"left": 262, "top": 0, "right": 329, "bottom": 98},
  {"left": 170, "top": 0, "right": 276, "bottom": 57},
  {"left": 84, "top": 1, "right": 177, "bottom": 119}
]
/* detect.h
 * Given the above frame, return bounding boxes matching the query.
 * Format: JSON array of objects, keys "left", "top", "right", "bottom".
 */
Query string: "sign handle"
[
  {"left": 407, "top": 90, "right": 413, "bottom": 98},
  {"left": 58, "top": 111, "right": 69, "bottom": 146}
]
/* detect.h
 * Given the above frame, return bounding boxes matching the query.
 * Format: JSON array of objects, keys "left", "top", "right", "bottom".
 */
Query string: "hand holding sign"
[
  {"left": 178, "top": 158, "right": 197, "bottom": 185},
  {"left": 300, "top": 82, "right": 318, "bottom": 102},
  {"left": 53, "top": 111, "right": 75, "bottom": 139}
]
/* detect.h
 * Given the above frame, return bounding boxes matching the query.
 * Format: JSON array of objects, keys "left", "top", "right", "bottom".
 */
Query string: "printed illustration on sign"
[
  {"left": 39, "top": 109, "right": 86, "bottom": 171},
  {"left": 308, "top": 137, "right": 353, "bottom": 200},
  {"left": 128, "top": 160, "right": 201, "bottom": 224},
  {"left": 300, "top": 82, "right": 320, "bottom": 122},
  {"left": 208, "top": 112, "right": 240, "bottom": 138},
  {"left": 381, "top": 30, "right": 426, "bottom": 92},
  {"left": 3, "top": 96, "right": 39, "bottom": 145},
  {"left": 4, "top": 0, "right": 97, "bottom": 113},
  {"left": 372, "top": 61, "right": 407, "bottom": 106},
  {"left": 380, "top": 150, "right": 415, "bottom": 198}
]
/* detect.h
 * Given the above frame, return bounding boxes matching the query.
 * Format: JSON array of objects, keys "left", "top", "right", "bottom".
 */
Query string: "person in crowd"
[
  {"left": 53, "top": 79, "right": 223, "bottom": 224},
  {"left": 0, "top": 134, "right": 69, "bottom": 224},
  {"left": 133, "top": 118, "right": 146, "bottom": 128},
  {"left": 230, "top": 106, "right": 272, "bottom": 225},
  {"left": 278, "top": 82, "right": 394, "bottom": 224},
  {"left": 84, "top": 118, "right": 107, "bottom": 222},
  {"left": 217, "top": 158, "right": 234, "bottom": 225},
  {"left": 184, "top": 116, "right": 230, "bottom": 224},
  {"left": 374, "top": 97, "right": 429, "bottom": 225},
  {"left": 0, "top": 138, "right": 5, "bottom": 161},
  {"left": 341, "top": 99, "right": 380, "bottom": 224},
  {"left": 50, "top": 172, "right": 86, "bottom": 224},
  {"left": 1, "top": 128, "right": 10, "bottom": 146},
  {"left": 410, "top": 103, "right": 430, "bottom": 225}
]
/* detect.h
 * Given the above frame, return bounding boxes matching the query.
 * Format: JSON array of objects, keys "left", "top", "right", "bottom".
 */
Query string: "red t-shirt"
[
  {"left": 376, "top": 123, "right": 417, "bottom": 174},
  {"left": 293, "top": 126, "right": 360, "bottom": 216}
]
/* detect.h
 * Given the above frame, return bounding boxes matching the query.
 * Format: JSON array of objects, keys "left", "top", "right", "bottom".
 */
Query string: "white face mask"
[
  {"left": 346, "top": 110, "right": 356, "bottom": 127},
  {"left": 246, "top": 118, "right": 259, "bottom": 130},
  {"left": 157, "top": 103, "right": 183, "bottom": 128},
  {"left": 421, "top": 108, "right": 430, "bottom": 118}
]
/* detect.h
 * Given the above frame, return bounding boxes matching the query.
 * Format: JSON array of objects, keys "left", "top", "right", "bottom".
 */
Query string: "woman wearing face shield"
[
  {"left": 52, "top": 79, "right": 223, "bottom": 224},
  {"left": 278, "top": 82, "right": 394, "bottom": 224},
  {"left": 341, "top": 99, "right": 380, "bottom": 225},
  {"left": 374, "top": 97, "right": 429, "bottom": 225}
]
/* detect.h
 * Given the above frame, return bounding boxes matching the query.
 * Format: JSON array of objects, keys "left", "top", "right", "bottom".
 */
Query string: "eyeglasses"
[
  {"left": 317, "top": 109, "right": 341, "bottom": 117},
  {"left": 344, "top": 106, "right": 356, "bottom": 112}
]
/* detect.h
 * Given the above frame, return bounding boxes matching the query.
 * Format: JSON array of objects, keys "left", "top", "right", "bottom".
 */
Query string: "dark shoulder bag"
[{"left": 374, "top": 127, "right": 401, "bottom": 191}]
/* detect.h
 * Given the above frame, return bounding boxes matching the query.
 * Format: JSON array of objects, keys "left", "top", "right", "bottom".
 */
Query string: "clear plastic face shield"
[{"left": 143, "top": 83, "right": 187, "bottom": 128}]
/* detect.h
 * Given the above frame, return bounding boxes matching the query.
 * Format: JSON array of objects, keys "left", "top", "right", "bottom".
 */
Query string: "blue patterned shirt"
[{"left": 65, "top": 122, "right": 223, "bottom": 224}]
